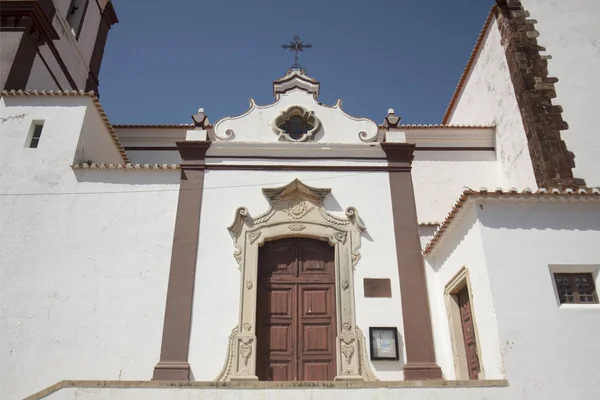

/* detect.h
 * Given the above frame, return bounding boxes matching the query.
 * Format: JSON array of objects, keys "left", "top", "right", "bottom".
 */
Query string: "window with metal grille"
[
  {"left": 28, "top": 123, "right": 44, "bottom": 148},
  {"left": 554, "top": 273, "right": 598, "bottom": 304}
]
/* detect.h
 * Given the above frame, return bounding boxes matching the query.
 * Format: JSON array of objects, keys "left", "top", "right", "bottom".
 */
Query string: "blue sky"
[{"left": 99, "top": 0, "right": 493, "bottom": 125}]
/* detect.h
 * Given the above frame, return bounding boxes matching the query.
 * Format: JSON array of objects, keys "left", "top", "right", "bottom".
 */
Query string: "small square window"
[
  {"left": 554, "top": 273, "right": 598, "bottom": 304},
  {"left": 28, "top": 122, "right": 44, "bottom": 148}
]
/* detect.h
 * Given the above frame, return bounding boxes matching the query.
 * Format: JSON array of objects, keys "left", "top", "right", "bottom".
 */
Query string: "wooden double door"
[{"left": 256, "top": 238, "right": 337, "bottom": 381}]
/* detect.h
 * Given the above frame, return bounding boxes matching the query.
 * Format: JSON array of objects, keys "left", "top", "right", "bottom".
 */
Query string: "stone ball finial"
[
  {"left": 383, "top": 109, "right": 401, "bottom": 129},
  {"left": 191, "top": 108, "right": 209, "bottom": 128}
]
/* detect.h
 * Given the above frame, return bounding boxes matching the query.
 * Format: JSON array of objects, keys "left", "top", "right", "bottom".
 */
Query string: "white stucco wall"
[
  {"left": 75, "top": 101, "right": 124, "bottom": 164},
  {"left": 189, "top": 169, "right": 407, "bottom": 381},
  {"left": 520, "top": 0, "right": 600, "bottom": 187},
  {"left": 0, "top": 98, "right": 179, "bottom": 400},
  {"left": 479, "top": 201, "right": 600, "bottom": 399},
  {"left": 412, "top": 150, "right": 501, "bottom": 223},
  {"left": 425, "top": 206, "right": 503, "bottom": 381},
  {"left": 446, "top": 18, "right": 538, "bottom": 190},
  {"left": 425, "top": 199, "right": 600, "bottom": 399}
]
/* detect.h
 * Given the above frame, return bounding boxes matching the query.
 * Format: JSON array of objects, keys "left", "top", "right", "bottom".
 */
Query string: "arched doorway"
[{"left": 256, "top": 238, "right": 337, "bottom": 381}]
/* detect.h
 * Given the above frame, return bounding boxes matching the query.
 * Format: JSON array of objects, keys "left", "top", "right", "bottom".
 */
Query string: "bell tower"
[{"left": 0, "top": 0, "right": 118, "bottom": 95}]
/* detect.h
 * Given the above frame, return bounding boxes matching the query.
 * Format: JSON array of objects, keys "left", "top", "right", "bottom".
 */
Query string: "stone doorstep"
[{"left": 25, "top": 379, "right": 509, "bottom": 400}]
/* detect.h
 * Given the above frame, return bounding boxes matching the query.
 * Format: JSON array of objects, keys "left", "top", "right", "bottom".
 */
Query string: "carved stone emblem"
[
  {"left": 341, "top": 279, "right": 349, "bottom": 290},
  {"left": 341, "top": 339, "right": 355, "bottom": 364},
  {"left": 343, "top": 323, "right": 351, "bottom": 331},
  {"left": 242, "top": 323, "right": 252, "bottom": 331},
  {"left": 286, "top": 197, "right": 313, "bottom": 219},
  {"left": 288, "top": 223, "right": 306, "bottom": 231},
  {"left": 245, "top": 280, "right": 253, "bottom": 290},
  {"left": 240, "top": 339, "right": 253, "bottom": 366}
]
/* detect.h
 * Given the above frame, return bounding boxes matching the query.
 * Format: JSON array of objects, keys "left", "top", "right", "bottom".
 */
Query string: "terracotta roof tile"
[
  {"left": 113, "top": 124, "right": 195, "bottom": 128},
  {"left": 395, "top": 124, "right": 494, "bottom": 129},
  {"left": 441, "top": 6, "right": 497, "bottom": 124},
  {"left": 1, "top": 90, "right": 129, "bottom": 163},
  {"left": 72, "top": 163, "right": 179, "bottom": 170},
  {"left": 423, "top": 187, "right": 600, "bottom": 255}
]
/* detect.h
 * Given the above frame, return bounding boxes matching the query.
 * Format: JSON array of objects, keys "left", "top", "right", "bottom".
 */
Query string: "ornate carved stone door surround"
[
  {"left": 153, "top": 140, "right": 211, "bottom": 380},
  {"left": 381, "top": 142, "right": 442, "bottom": 379},
  {"left": 215, "top": 179, "right": 377, "bottom": 382}
]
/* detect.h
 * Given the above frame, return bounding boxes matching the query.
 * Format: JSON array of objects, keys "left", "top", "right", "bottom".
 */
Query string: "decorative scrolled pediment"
[
  {"left": 227, "top": 179, "right": 365, "bottom": 244},
  {"left": 209, "top": 71, "right": 379, "bottom": 144}
]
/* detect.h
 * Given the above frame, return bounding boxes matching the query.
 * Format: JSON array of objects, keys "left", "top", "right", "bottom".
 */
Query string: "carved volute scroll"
[{"left": 216, "top": 179, "right": 376, "bottom": 382}]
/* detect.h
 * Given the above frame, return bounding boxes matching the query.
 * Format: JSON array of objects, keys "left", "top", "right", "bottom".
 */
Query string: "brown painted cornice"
[
  {"left": 176, "top": 141, "right": 211, "bottom": 168},
  {"left": 0, "top": 0, "right": 59, "bottom": 43},
  {"left": 103, "top": 1, "right": 118, "bottom": 26},
  {"left": 380, "top": 142, "right": 415, "bottom": 170}
]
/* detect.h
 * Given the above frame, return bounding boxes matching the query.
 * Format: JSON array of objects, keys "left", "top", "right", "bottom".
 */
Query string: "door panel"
[
  {"left": 299, "top": 240, "right": 335, "bottom": 282},
  {"left": 256, "top": 238, "right": 336, "bottom": 381},
  {"left": 302, "top": 361, "right": 332, "bottom": 381},
  {"left": 457, "top": 287, "right": 480, "bottom": 380},
  {"left": 301, "top": 288, "right": 331, "bottom": 317}
]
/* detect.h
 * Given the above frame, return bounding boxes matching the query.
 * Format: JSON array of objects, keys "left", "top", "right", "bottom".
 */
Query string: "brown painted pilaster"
[
  {"left": 495, "top": 0, "right": 585, "bottom": 188},
  {"left": 381, "top": 142, "right": 442, "bottom": 380},
  {"left": 153, "top": 140, "right": 211, "bottom": 381}
]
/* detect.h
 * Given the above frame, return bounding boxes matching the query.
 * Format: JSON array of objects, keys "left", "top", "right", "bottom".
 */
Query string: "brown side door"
[
  {"left": 457, "top": 287, "right": 480, "bottom": 380},
  {"left": 256, "top": 238, "right": 336, "bottom": 381}
]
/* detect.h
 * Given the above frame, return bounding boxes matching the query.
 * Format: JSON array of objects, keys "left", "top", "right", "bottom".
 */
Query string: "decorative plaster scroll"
[
  {"left": 356, "top": 326, "right": 378, "bottom": 381},
  {"left": 359, "top": 130, "right": 377, "bottom": 143},
  {"left": 218, "top": 179, "right": 369, "bottom": 381},
  {"left": 213, "top": 129, "right": 235, "bottom": 141},
  {"left": 214, "top": 327, "right": 238, "bottom": 382}
]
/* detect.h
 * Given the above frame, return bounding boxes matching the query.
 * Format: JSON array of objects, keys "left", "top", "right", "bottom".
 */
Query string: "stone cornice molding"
[
  {"left": 273, "top": 69, "right": 320, "bottom": 100},
  {"left": 219, "top": 179, "right": 374, "bottom": 382},
  {"left": 380, "top": 142, "right": 416, "bottom": 168},
  {"left": 176, "top": 140, "right": 211, "bottom": 167},
  {"left": 262, "top": 178, "right": 330, "bottom": 203}
]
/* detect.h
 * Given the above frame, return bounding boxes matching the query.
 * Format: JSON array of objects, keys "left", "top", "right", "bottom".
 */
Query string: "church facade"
[{"left": 1, "top": 1, "right": 599, "bottom": 399}]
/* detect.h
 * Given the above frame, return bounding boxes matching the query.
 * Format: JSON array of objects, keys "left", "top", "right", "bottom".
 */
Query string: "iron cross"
[{"left": 281, "top": 35, "right": 312, "bottom": 70}]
